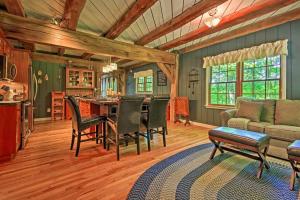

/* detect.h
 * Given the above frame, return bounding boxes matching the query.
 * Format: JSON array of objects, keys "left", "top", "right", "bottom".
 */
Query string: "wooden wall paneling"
[
  {"left": 291, "top": 20, "right": 300, "bottom": 99},
  {"left": 8, "top": 49, "right": 30, "bottom": 85},
  {"left": 254, "top": 29, "right": 266, "bottom": 46},
  {"left": 32, "top": 61, "right": 66, "bottom": 118},
  {"left": 179, "top": 20, "right": 300, "bottom": 126}
]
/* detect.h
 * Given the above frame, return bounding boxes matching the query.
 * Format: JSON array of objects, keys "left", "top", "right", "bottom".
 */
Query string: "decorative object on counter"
[
  {"left": 188, "top": 68, "right": 199, "bottom": 95},
  {"left": 51, "top": 91, "right": 65, "bottom": 120},
  {"left": 174, "top": 96, "right": 190, "bottom": 126},
  {"left": 157, "top": 70, "right": 167, "bottom": 86},
  {"left": 0, "top": 85, "right": 9, "bottom": 101}
]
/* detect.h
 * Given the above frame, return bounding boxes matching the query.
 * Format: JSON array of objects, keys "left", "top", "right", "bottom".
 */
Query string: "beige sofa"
[{"left": 220, "top": 98, "right": 300, "bottom": 159}]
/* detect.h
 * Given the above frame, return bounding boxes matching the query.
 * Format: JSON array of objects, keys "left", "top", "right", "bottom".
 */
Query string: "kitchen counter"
[{"left": 0, "top": 101, "right": 22, "bottom": 105}]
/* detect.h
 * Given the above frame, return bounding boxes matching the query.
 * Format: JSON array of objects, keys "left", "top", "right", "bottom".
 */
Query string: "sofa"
[{"left": 220, "top": 98, "right": 300, "bottom": 159}]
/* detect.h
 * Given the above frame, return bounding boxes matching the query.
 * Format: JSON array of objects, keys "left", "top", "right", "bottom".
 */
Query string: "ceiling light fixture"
[
  {"left": 102, "top": 57, "right": 118, "bottom": 73},
  {"left": 204, "top": 8, "right": 221, "bottom": 28}
]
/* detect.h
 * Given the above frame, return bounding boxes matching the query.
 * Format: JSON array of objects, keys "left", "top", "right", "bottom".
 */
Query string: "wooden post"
[{"left": 156, "top": 54, "right": 179, "bottom": 123}]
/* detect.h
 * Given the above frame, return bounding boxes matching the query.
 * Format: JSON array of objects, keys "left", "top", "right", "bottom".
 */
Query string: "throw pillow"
[
  {"left": 275, "top": 100, "right": 300, "bottom": 127},
  {"left": 236, "top": 100, "right": 263, "bottom": 122}
]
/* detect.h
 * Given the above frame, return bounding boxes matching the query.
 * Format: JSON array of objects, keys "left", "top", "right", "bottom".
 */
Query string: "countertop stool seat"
[
  {"left": 209, "top": 127, "right": 270, "bottom": 178},
  {"left": 287, "top": 140, "right": 300, "bottom": 190}
]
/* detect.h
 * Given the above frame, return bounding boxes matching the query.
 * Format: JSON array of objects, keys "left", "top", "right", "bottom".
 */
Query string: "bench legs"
[
  {"left": 209, "top": 140, "right": 224, "bottom": 160},
  {"left": 210, "top": 138, "right": 270, "bottom": 179},
  {"left": 289, "top": 159, "right": 300, "bottom": 191}
]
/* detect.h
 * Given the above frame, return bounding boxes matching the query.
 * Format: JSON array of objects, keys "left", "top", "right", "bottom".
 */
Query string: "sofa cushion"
[
  {"left": 228, "top": 118, "right": 250, "bottom": 130},
  {"left": 265, "top": 125, "right": 300, "bottom": 142},
  {"left": 247, "top": 122, "right": 271, "bottom": 133},
  {"left": 254, "top": 100, "right": 276, "bottom": 124},
  {"left": 236, "top": 101, "right": 263, "bottom": 122},
  {"left": 275, "top": 100, "right": 300, "bottom": 127}
]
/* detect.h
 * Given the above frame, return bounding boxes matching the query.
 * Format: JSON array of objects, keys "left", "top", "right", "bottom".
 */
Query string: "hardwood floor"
[{"left": 0, "top": 120, "right": 210, "bottom": 200}]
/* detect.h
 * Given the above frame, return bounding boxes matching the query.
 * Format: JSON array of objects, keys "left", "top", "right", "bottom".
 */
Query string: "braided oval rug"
[{"left": 127, "top": 143, "right": 300, "bottom": 200}]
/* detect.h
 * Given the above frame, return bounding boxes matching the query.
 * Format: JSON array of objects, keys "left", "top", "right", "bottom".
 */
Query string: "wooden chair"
[
  {"left": 65, "top": 96, "right": 107, "bottom": 157},
  {"left": 141, "top": 96, "right": 170, "bottom": 151},
  {"left": 106, "top": 96, "right": 144, "bottom": 160}
]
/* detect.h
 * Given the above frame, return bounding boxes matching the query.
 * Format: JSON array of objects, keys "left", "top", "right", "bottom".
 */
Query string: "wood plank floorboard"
[{"left": 0, "top": 120, "right": 210, "bottom": 200}]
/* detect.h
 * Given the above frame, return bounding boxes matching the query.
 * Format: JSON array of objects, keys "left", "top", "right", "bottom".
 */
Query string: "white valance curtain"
[
  {"left": 134, "top": 70, "right": 153, "bottom": 78},
  {"left": 203, "top": 39, "right": 288, "bottom": 68}
]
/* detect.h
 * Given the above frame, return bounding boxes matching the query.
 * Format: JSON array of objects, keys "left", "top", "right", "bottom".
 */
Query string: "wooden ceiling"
[{"left": 0, "top": 0, "right": 299, "bottom": 68}]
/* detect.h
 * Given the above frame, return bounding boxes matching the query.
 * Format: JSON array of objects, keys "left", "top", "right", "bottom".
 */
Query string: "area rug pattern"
[{"left": 127, "top": 143, "right": 300, "bottom": 200}]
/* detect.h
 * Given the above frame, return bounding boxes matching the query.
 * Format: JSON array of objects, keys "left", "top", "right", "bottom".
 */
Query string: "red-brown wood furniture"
[{"left": 0, "top": 102, "right": 21, "bottom": 162}]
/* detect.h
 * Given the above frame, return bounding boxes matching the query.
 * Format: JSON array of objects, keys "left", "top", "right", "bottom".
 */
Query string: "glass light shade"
[{"left": 204, "top": 17, "right": 221, "bottom": 28}]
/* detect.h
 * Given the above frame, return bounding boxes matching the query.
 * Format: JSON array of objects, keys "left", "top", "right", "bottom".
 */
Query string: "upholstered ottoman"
[
  {"left": 209, "top": 127, "right": 270, "bottom": 178},
  {"left": 287, "top": 140, "right": 300, "bottom": 190}
]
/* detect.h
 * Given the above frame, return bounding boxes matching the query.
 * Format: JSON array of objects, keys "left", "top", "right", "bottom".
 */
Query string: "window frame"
[
  {"left": 135, "top": 75, "right": 153, "bottom": 94},
  {"left": 205, "top": 55, "right": 286, "bottom": 109}
]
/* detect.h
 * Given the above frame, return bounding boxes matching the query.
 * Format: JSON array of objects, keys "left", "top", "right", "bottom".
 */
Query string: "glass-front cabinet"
[{"left": 66, "top": 67, "right": 95, "bottom": 89}]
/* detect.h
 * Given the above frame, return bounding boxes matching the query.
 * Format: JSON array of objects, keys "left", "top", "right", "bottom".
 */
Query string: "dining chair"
[
  {"left": 141, "top": 96, "right": 170, "bottom": 151},
  {"left": 65, "top": 96, "right": 107, "bottom": 157},
  {"left": 106, "top": 96, "right": 144, "bottom": 160}
]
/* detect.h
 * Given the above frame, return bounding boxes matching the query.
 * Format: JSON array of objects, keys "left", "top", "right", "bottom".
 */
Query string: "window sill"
[{"left": 205, "top": 104, "right": 235, "bottom": 110}]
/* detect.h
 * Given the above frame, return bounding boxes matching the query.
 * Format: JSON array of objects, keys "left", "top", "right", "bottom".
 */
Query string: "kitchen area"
[{"left": 0, "top": 37, "right": 120, "bottom": 162}]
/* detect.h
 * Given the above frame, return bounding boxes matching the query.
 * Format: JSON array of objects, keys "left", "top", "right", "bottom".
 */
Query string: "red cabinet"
[{"left": 0, "top": 103, "right": 21, "bottom": 162}]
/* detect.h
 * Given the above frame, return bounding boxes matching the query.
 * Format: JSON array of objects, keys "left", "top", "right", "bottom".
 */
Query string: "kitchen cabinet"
[
  {"left": 66, "top": 67, "right": 94, "bottom": 89},
  {"left": 0, "top": 102, "right": 21, "bottom": 162}
]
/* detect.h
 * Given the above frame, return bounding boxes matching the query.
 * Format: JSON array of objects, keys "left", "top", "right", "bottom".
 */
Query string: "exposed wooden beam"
[
  {"left": 22, "top": 42, "right": 35, "bottom": 51},
  {"left": 81, "top": 52, "right": 93, "bottom": 59},
  {"left": 158, "top": 0, "right": 297, "bottom": 50},
  {"left": 31, "top": 52, "right": 105, "bottom": 67},
  {"left": 181, "top": 7, "right": 300, "bottom": 53},
  {"left": 119, "top": 60, "right": 148, "bottom": 68},
  {"left": 0, "top": 12, "right": 176, "bottom": 64},
  {"left": 81, "top": 0, "right": 157, "bottom": 59},
  {"left": 156, "top": 63, "right": 173, "bottom": 81},
  {"left": 3, "top": 0, "right": 36, "bottom": 52},
  {"left": 60, "top": 0, "right": 86, "bottom": 30},
  {"left": 59, "top": 0, "right": 86, "bottom": 56},
  {"left": 105, "top": 0, "right": 157, "bottom": 39},
  {"left": 57, "top": 48, "right": 65, "bottom": 56},
  {"left": 135, "top": 0, "right": 226, "bottom": 46},
  {"left": 3, "top": 0, "right": 25, "bottom": 17}
]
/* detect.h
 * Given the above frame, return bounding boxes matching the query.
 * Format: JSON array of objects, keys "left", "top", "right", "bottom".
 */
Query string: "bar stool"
[
  {"left": 106, "top": 96, "right": 144, "bottom": 160},
  {"left": 141, "top": 96, "right": 170, "bottom": 151},
  {"left": 65, "top": 96, "right": 107, "bottom": 157}
]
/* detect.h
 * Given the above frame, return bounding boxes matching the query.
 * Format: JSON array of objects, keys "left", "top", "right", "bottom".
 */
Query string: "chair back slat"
[
  {"left": 147, "top": 96, "right": 170, "bottom": 129},
  {"left": 116, "top": 96, "right": 144, "bottom": 134},
  {"left": 65, "top": 96, "right": 82, "bottom": 131}
]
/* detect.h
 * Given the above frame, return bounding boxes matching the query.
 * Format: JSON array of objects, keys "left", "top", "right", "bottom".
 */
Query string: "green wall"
[
  {"left": 126, "top": 63, "right": 170, "bottom": 96},
  {"left": 179, "top": 20, "right": 300, "bottom": 126},
  {"left": 32, "top": 61, "right": 66, "bottom": 118}
]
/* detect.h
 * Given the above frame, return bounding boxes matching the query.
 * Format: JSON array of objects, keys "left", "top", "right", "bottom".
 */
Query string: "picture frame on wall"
[{"left": 157, "top": 70, "right": 167, "bottom": 86}]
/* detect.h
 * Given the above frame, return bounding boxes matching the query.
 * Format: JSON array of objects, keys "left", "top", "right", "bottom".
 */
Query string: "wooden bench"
[
  {"left": 209, "top": 127, "right": 270, "bottom": 178},
  {"left": 287, "top": 140, "right": 300, "bottom": 190}
]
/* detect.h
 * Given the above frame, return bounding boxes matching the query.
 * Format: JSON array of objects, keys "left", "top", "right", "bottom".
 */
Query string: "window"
[
  {"left": 210, "top": 63, "right": 237, "bottom": 105},
  {"left": 207, "top": 55, "right": 284, "bottom": 107},
  {"left": 136, "top": 76, "right": 153, "bottom": 93},
  {"left": 242, "top": 56, "right": 280, "bottom": 100},
  {"left": 101, "top": 76, "right": 117, "bottom": 96}
]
